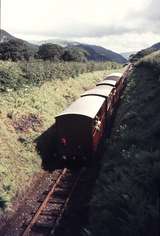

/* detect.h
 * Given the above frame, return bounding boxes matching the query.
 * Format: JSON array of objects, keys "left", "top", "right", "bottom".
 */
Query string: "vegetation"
[
  {"left": 130, "top": 42, "right": 160, "bottom": 62},
  {"left": 0, "top": 60, "right": 122, "bottom": 213},
  {"left": 37, "top": 44, "right": 88, "bottom": 62},
  {"left": 0, "top": 39, "right": 36, "bottom": 61},
  {"left": 62, "top": 47, "right": 88, "bottom": 62},
  {"left": 88, "top": 56, "right": 160, "bottom": 236},
  {"left": 0, "top": 60, "right": 121, "bottom": 91},
  {"left": 136, "top": 50, "right": 160, "bottom": 74},
  {"left": 37, "top": 43, "right": 64, "bottom": 61}
]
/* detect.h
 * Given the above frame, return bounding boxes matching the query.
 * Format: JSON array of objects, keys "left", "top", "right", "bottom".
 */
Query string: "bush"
[
  {"left": 37, "top": 44, "right": 64, "bottom": 61},
  {"left": 0, "top": 39, "right": 35, "bottom": 61},
  {"left": 62, "top": 47, "right": 88, "bottom": 62},
  {"left": 0, "top": 60, "right": 121, "bottom": 91},
  {"left": 0, "top": 61, "right": 25, "bottom": 91}
]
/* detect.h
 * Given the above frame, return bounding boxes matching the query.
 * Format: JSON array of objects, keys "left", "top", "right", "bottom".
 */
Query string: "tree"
[
  {"left": 0, "top": 39, "right": 34, "bottom": 61},
  {"left": 37, "top": 44, "right": 64, "bottom": 61},
  {"left": 62, "top": 47, "right": 88, "bottom": 62}
]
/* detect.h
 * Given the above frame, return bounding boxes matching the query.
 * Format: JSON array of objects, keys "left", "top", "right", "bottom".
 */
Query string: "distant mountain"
[
  {"left": 31, "top": 39, "right": 79, "bottom": 47},
  {"left": 0, "top": 30, "right": 126, "bottom": 63},
  {"left": 130, "top": 42, "right": 160, "bottom": 62},
  {"left": 149, "top": 42, "right": 160, "bottom": 52},
  {"left": 121, "top": 51, "right": 137, "bottom": 60},
  {"left": 74, "top": 44, "right": 127, "bottom": 64},
  {"left": 0, "top": 29, "right": 38, "bottom": 51},
  {"left": 32, "top": 39, "right": 127, "bottom": 64},
  {"left": 0, "top": 29, "right": 17, "bottom": 42}
]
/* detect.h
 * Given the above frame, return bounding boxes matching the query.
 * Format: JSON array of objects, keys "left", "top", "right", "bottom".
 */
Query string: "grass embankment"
[
  {"left": 89, "top": 58, "right": 160, "bottom": 235},
  {"left": 0, "top": 60, "right": 122, "bottom": 213},
  {"left": 136, "top": 50, "right": 160, "bottom": 74}
]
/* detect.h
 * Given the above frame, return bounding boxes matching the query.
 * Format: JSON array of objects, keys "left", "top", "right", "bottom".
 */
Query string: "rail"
[{"left": 21, "top": 168, "right": 83, "bottom": 236}]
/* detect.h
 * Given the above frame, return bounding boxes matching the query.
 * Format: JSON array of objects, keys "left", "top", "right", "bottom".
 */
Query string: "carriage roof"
[
  {"left": 96, "top": 79, "right": 116, "bottom": 87},
  {"left": 56, "top": 95, "right": 106, "bottom": 119},
  {"left": 104, "top": 72, "right": 122, "bottom": 81},
  {"left": 81, "top": 85, "right": 113, "bottom": 98}
]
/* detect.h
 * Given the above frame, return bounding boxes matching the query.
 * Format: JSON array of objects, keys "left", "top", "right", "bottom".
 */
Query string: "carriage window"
[
  {"left": 113, "top": 88, "right": 116, "bottom": 95},
  {"left": 93, "top": 116, "right": 102, "bottom": 133}
]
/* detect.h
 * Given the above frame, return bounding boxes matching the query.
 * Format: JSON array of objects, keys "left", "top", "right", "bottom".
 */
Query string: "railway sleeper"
[
  {"left": 54, "top": 185, "right": 71, "bottom": 191},
  {"left": 52, "top": 191, "right": 70, "bottom": 199},
  {"left": 45, "top": 203, "right": 62, "bottom": 210},
  {"left": 41, "top": 209, "right": 62, "bottom": 217},
  {"left": 48, "top": 199, "right": 65, "bottom": 204}
]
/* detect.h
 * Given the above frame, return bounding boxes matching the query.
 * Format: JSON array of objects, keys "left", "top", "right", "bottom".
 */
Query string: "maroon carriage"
[
  {"left": 96, "top": 80, "right": 117, "bottom": 109},
  {"left": 104, "top": 72, "right": 122, "bottom": 81},
  {"left": 96, "top": 79, "right": 117, "bottom": 87},
  {"left": 81, "top": 85, "right": 114, "bottom": 116},
  {"left": 103, "top": 72, "right": 124, "bottom": 95},
  {"left": 97, "top": 73, "right": 124, "bottom": 105},
  {"left": 55, "top": 95, "right": 106, "bottom": 161}
]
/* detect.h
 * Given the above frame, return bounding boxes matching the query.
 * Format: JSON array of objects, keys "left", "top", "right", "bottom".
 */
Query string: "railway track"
[{"left": 21, "top": 168, "right": 83, "bottom": 236}]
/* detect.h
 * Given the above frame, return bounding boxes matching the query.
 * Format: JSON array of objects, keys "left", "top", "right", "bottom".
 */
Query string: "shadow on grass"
[{"left": 35, "top": 124, "right": 64, "bottom": 171}]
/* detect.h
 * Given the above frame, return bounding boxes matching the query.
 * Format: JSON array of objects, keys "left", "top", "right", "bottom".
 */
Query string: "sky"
[{"left": 1, "top": 0, "right": 160, "bottom": 53}]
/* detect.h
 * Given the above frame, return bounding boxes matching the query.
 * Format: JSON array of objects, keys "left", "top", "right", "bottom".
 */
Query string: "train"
[{"left": 55, "top": 65, "right": 131, "bottom": 163}]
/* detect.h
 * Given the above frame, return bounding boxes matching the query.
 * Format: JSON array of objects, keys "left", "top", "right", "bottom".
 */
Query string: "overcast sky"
[{"left": 1, "top": 0, "right": 160, "bottom": 52}]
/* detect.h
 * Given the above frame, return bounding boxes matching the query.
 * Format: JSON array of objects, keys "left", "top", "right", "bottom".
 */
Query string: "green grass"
[
  {"left": 0, "top": 63, "right": 122, "bottom": 213},
  {"left": 88, "top": 65, "right": 160, "bottom": 236}
]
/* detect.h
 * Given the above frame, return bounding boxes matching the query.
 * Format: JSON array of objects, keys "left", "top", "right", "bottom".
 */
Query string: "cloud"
[
  {"left": 125, "top": 0, "right": 160, "bottom": 34},
  {"left": 145, "top": 0, "right": 160, "bottom": 21},
  {"left": 143, "top": 0, "right": 160, "bottom": 33},
  {"left": 2, "top": 0, "right": 160, "bottom": 52},
  {"left": 72, "top": 32, "right": 160, "bottom": 52},
  {"left": 2, "top": 0, "right": 148, "bottom": 37},
  {"left": 21, "top": 24, "right": 135, "bottom": 38}
]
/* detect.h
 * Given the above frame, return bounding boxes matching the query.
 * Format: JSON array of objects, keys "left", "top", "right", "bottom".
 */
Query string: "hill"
[
  {"left": 32, "top": 39, "right": 127, "bottom": 64},
  {"left": 0, "top": 29, "right": 38, "bottom": 51},
  {"left": 0, "top": 29, "right": 17, "bottom": 43},
  {"left": 0, "top": 30, "right": 126, "bottom": 63},
  {"left": 75, "top": 44, "right": 127, "bottom": 64},
  {"left": 136, "top": 50, "right": 160, "bottom": 74},
  {"left": 130, "top": 42, "right": 160, "bottom": 62}
]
